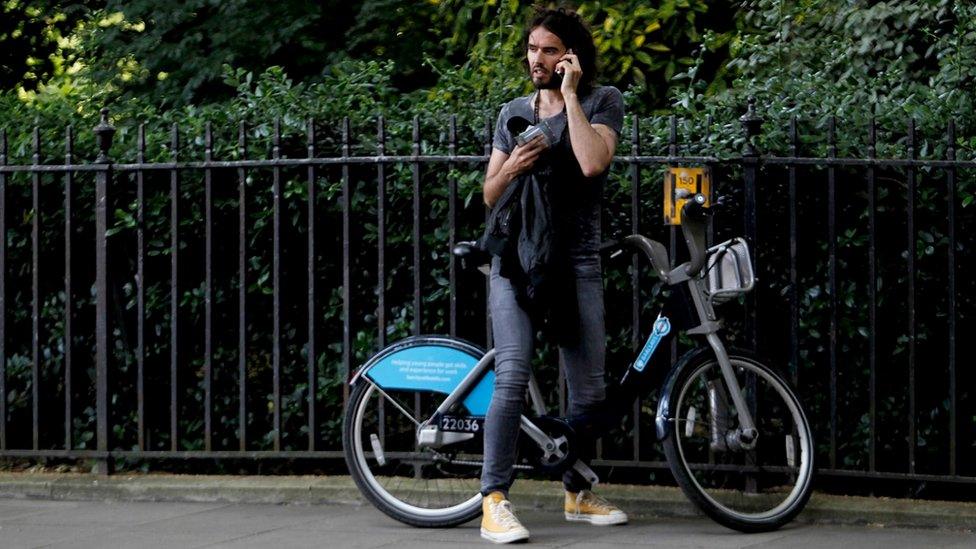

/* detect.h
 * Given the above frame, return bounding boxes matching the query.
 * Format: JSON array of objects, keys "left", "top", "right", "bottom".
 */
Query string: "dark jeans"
[{"left": 481, "top": 254, "right": 606, "bottom": 496}]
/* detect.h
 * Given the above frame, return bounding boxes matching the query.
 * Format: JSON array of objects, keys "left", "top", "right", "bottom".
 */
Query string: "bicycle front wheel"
[
  {"left": 342, "top": 380, "right": 484, "bottom": 527},
  {"left": 662, "top": 352, "right": 814, "bottom": 532}
]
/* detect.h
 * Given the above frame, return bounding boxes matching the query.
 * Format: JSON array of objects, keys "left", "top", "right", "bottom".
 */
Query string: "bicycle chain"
[{"left": 443, "top": 458, "right": 532, "bottom": 470}]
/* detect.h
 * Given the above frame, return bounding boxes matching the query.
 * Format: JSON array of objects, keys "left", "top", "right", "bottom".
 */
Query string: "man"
[{"left": 480, "top": 6, "right": 626, "bottom": 544}]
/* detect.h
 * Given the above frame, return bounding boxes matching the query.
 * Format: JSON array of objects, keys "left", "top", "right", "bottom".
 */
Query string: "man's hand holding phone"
[{"left": 556, "top": 48, "right": 581, "bottom": 97}]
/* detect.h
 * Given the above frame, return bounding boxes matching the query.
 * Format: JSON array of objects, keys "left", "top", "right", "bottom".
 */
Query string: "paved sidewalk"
[
  {"left": 0, "top": 497, "right": 974, "bottom": 549},
  {"left": 2, "top": 473, "right": 975, "bottom": 531}
]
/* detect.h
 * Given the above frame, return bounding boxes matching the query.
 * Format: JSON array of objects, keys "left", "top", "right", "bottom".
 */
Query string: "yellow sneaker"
[
  {"left": 564, "top": 490, "right": 628, "bottom": 525},
  {"left": 480, "top": 491, "right": 530, "bottom": 544}
]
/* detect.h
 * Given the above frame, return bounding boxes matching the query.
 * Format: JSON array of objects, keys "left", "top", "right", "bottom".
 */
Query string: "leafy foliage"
[
  {"left": 33, "top": 0, "right": 739, "bottom": 109},
  {"left": 0, "top": 1, "right": 974, "bottom": 484},
  {"left": 83, "top": 0, "right": 364, "bottom": 106},
  {"left": 0, "top": 1, "right": 95, "bottom": 92},
  {"left": 579, "top": 0, "right": 737, "bottom": 108}
]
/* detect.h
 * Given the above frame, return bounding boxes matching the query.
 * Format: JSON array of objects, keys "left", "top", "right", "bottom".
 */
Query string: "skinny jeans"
[{"left": 481, "top": 254, "right": 606, "bottom": 496}]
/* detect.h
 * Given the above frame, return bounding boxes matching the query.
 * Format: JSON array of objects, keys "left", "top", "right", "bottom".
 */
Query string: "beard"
[{"left": 530, "top": 68, "right": 561, "bottom": 90}]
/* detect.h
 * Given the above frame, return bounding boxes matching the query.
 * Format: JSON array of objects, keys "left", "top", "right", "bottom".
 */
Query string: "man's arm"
[
  {"left": 483, "top": 135, "right": 547, "bottom": 207},
  {"left": 555, "top": 51, "right": 619, "bottom": 177},
  {"left": 565, "top": 94, "right": 618, "bottom": 178}
]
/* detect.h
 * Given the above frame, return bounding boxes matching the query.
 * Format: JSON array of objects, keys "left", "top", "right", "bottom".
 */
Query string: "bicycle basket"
[{"left": 703, "top": 238, "right": 755, "bottom": 304}]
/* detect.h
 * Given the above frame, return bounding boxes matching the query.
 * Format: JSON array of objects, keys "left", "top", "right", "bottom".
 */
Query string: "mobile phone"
[{"left": 553, "top": 48, "right": 573, "bottom": 83}]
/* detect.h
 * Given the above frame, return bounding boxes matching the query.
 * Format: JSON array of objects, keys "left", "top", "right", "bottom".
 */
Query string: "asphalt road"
[{"left": 0, "top": 498, "right": 973, "bottom": 548}]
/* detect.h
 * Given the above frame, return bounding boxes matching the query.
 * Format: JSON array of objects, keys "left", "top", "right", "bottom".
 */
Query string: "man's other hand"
[{"left": 504, "top": 134, "right": 547, "bottom": 177}]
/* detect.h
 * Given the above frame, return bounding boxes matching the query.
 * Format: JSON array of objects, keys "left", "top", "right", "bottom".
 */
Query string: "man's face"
[{"left": 526, "top": 26, "right": 567, "bottom": 90}]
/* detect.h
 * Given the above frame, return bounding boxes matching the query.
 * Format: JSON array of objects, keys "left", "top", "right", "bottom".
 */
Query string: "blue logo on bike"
[
  {"left": 364, "top": 344, "right": 494, "bottom": 416},
  {"left": 633, "top": 314, "right": 671, "bottom": 373}
]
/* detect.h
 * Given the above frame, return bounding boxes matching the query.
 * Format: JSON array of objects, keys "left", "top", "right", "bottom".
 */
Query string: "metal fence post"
[
  {"left": 93, "top": 108, "right": 115, "bottom": 475},
  {"left": 738, "top": 98, "right": 763, "bottom": 492},
  {"left": 739, "top": 97, "right": 763, "bottom": 351}
]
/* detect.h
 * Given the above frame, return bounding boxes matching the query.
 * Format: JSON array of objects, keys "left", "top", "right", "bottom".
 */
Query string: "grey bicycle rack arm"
[{"left": 621, "top": 234, "right": 671, "bottom": 283}]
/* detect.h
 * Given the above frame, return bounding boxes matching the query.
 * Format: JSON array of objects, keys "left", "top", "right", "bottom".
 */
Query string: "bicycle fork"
[
  {"left": 685, "top": 277, "right": 758, "bottom": 450},
  {"left": 704, "top": 333, "right": 758, "bottom": 450}
]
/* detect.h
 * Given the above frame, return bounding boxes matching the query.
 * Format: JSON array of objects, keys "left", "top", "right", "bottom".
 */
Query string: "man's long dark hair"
[{"left": 522, "top": 5, "right": 598, "bottom": 96}]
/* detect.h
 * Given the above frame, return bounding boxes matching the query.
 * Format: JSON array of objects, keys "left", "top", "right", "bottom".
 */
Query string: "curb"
[
  {"left": 0, "top": 473, "right": 973, "bottom": 532},
  {"left": 0, "top": 473, "right": 364, "bottom": 507}
]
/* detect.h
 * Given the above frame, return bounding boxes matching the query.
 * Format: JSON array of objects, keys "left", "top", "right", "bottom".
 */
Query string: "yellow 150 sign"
[{"left": 664, "top": 166, "right": 711, "bottom": 225}]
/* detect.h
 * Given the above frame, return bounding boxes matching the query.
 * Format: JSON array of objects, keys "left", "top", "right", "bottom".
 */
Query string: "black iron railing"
[{"left": 0, "top": 101, "right": 970, "bottom": 491}]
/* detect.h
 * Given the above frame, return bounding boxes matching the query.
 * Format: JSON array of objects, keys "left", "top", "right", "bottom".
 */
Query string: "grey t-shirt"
[{"left": 492, "top": 85, "right": 624, "bottom": 255}]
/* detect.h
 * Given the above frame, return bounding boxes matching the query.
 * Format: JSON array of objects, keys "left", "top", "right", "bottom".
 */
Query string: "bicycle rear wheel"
[
  {"left": 662, "top": 352, "right": 814, "bottom": 532},
  {"left": 342, "top": 380, "right": 484, "bottom": 527}
]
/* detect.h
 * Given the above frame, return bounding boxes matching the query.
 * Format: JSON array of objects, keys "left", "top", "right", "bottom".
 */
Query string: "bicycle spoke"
[{"left": 367, "top": 380, "right": 421, "bottom": 427}]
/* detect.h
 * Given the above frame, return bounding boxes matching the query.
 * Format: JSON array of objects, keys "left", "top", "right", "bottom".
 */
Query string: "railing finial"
[
  {"left": 739, "top": 96, "right": 763, "bottom": 156},
  {"left": 94, "top": 107, "right": 116, "bottom": 164}
]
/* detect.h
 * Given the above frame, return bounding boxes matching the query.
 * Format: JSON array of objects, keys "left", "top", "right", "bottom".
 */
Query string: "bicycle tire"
[
  {"left": 343, "top": 379, "right": 484, "bottom": 527},
  {"left": 662, "top": 351, "right": 814, "bottom": 533}
]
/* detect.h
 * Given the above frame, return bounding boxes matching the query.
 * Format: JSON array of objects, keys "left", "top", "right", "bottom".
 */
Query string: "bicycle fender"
[
  {"left": 654, "top": 346, "right": 714, "bottom": 441},
  {"left": 348, "top": 335, "right": 494, "bottom": 416}
]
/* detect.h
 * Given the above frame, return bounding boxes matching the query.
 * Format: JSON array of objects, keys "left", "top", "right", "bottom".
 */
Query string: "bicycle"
[{"left": 342, "top": 192, "right": 814, "bottom": 533}]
